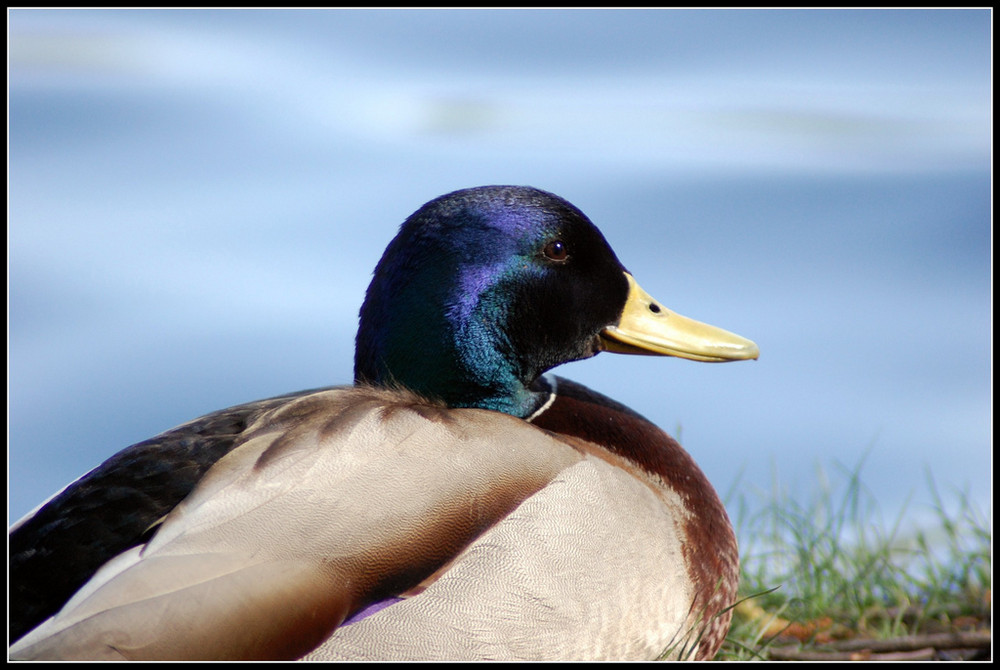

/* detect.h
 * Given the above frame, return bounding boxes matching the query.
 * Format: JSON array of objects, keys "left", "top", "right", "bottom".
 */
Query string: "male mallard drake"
[{"left": 9, "top": 186, "right": 758, "bottom": 661}]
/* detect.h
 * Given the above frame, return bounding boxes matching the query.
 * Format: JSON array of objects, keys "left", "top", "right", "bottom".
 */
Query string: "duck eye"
[{"left": 543, "top": 240, "right": 568, "bottom": 262}]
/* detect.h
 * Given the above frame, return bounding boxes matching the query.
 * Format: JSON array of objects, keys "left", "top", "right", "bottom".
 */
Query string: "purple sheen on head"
[
  {"left": 341, "top": 596, "right": 406, "bottom": 626},
  {"left": 450, "top": 261, "right": 506, "bottom": 322}
]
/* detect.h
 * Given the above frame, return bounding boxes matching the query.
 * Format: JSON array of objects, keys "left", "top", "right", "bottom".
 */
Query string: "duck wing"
[
  {"left": 9, "top": 387, "right": 584, "bottom": 660},
  {"left": 9, "top": 388, "right": 327, "bottom": 642}
]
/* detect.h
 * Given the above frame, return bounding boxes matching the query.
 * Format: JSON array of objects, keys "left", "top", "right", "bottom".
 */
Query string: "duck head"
[{"left": 355, "top": 186, "right": 758, "bottom": 418}]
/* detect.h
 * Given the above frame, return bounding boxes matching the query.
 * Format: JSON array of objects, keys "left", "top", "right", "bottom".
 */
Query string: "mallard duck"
[{"left": 9, "top": 185, "right": 758, "bottom": 661}]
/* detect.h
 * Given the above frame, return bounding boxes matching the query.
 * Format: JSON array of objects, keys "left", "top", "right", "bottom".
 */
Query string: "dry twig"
[{"left": 767, "top": 629, "right": 991, "bottom": 661}]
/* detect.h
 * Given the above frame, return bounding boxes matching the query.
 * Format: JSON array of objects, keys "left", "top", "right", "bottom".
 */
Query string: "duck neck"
[{"left": 355, "top": 273, "right": 549, "bottom": 420}]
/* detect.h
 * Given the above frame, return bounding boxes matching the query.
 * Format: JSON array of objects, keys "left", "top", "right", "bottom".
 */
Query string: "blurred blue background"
[{"left": 8, "top": 9, "right": 991, "bottom": 538}]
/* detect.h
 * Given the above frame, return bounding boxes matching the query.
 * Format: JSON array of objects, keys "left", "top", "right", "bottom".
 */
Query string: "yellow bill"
[{"left": 600, "top": 273, "right": 759, "bottom": 362}]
